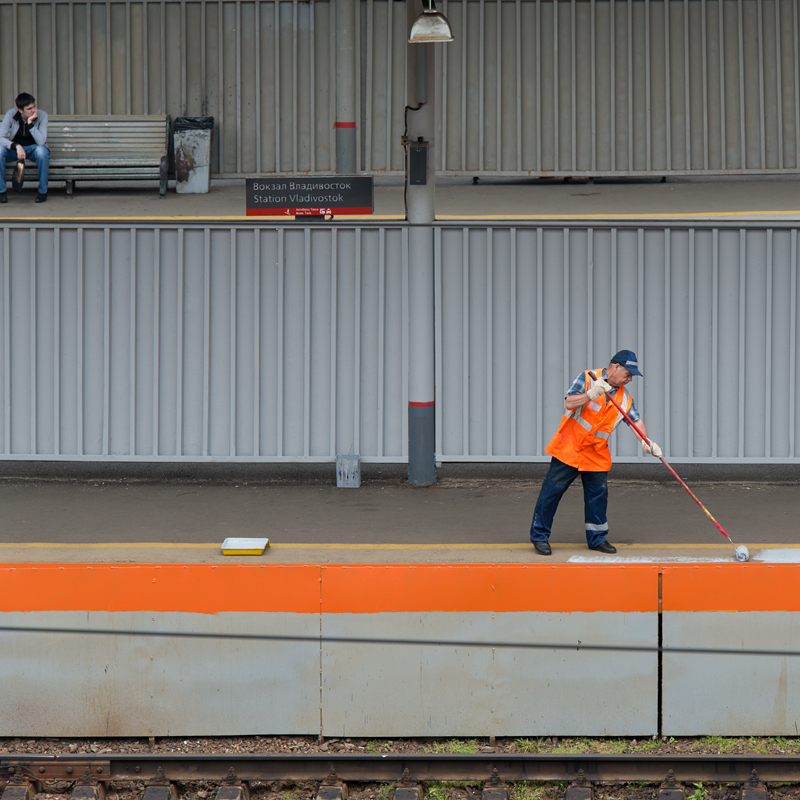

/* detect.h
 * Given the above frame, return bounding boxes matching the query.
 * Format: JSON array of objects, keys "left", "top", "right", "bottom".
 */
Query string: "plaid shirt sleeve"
[
  {"left": 566, "top": 372, "right": 587, "bottom": 397},
  {"left": 565, "top": 370, "right": 642, "bottom": 423}
]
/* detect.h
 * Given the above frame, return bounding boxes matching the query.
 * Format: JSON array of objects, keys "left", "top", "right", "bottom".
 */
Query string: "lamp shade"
[{"left": 408, "top": 0, "right": 454, "bottom": 43}]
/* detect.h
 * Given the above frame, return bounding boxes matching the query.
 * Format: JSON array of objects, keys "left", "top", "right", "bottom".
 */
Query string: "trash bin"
[{"left": 173, "top": 116, "right": 214, "bottom": 194}]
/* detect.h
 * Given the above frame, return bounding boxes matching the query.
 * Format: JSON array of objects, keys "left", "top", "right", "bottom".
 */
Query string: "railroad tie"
[
  {"left": 565, "top": 770, "right": 593, "bottom": 800},
  {"left": 658, "top": 770, "right": 684, "bottom": 800},
  {"left": 742, "top": 771, "right": 767, "bottom": 800}
]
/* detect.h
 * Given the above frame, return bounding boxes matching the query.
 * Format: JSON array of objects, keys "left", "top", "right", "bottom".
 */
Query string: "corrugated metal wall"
[
  {"left": 435, "top": 223, "right": 800, "bottom": 463},
  {"left": 1, "top": 221, "right": 798, "bottom": 464},
  {"left": 2, "top": 0, "right": 798, "bottom": 177},
  {"left": 435, "top": 0, "right": 800, "bottom": 175},
  {"left": 0, "top": 223, "right": 408, "bottom": 461},
  {"left": 0, "top": 0, "right": 339, "bottom": 175}
]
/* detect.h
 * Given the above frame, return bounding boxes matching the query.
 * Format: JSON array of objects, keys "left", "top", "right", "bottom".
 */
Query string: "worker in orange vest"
[{"left": 530, "top": 350, "right": 662, "bottom": 556}]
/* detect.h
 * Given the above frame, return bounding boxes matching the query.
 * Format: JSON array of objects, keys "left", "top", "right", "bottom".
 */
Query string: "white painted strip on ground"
[
  {"left": 569, "top": 550, "right": 800, "bottom": 563},
  {"left": 752, "top": 549, "right": 800, "bottom": 563},
  {"left": 568, "top": 555, "right": 735, "bottom": 563}
]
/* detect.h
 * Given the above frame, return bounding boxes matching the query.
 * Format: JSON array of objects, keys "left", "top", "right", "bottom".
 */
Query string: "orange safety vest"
[{"left": 545, "top": 368, "right": 634, "bottom": 472}]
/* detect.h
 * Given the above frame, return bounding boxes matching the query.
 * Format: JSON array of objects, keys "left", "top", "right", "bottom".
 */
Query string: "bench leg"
[
  {"left": 159, "top": 156, "right": 168, "bottom": 197},
  {"left": 65, "top": 180, "right": 74, "bottom": 198}
]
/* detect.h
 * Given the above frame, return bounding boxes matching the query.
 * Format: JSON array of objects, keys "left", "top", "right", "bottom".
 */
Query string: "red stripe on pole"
[
  {"left": 409, "top": 401, "right": 434, "bottom": 407},
  {"left": 334, "top": 122, "right": 356, "bottom": 129}
]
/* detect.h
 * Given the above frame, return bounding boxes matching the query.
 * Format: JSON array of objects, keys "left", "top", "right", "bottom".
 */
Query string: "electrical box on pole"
[{"left": 409, "top": 140, "right": 429, "bottom": 185}]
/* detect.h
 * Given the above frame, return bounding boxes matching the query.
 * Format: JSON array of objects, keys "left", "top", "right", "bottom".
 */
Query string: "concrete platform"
[
  {"left": 5, "top": 174, "right": 800, "bottom": 222},
  {"left": 0, "top": 472, "right": 798, "bottom": 564},
  {"left": 4, "top": 174, "right": 800, "bottom": 566}
]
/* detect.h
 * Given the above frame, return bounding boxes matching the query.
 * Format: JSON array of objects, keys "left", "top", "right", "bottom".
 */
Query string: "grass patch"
[
  {"left": 375, "top": 785, "right": 395, "bottom": 800},
  {"left": 513, "top": 739, "right": 542, "bottom": 753},
  {"left": 628, "top": 739, "right": 661, "bottom": 753},
  {"left": 424, "top": 740, "right": 480, "bottom": 754},
  {"left": 508, "top": 782, "right": 567, "bottom": 800},
  {"left": 768, "top": 736, "right": 791, "bottom": 751},
  {"left": 425, "top": 785, "right": 450, "bottom": 800},
  {"left": 593, "top": 739, "right": 627, "bottom": 755},
  {"left": 686, "top": 783, "right": 709, "bottom": 800},
  {"left": 508, "top": 784, "right": 548, "bottom": 800},
  {"left": 552, "top": 738, "right": 592, "bottom": 754},
  {"left": 698, "top": 736, "right": 737, "bottom": 753},
  {"left": 424, "top": 782, "right": 482, "bottom": 800}
]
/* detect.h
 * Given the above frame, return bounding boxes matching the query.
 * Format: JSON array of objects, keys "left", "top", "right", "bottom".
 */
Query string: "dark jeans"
[
  {"left": 530, "top": 457, "right": 610, "bottom": 548},
  {"left": 1, "top": 143, "right": 50, "bottom": 194}
]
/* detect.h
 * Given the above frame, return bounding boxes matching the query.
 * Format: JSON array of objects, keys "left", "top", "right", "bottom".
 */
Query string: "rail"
[{"left": 3, "top": 753, "right": 800, "bottom": 784}]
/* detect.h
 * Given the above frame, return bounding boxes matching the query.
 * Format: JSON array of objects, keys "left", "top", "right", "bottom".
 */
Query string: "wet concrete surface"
[{"left": 0, "top": 472, "right": 796, "bottom": 564}]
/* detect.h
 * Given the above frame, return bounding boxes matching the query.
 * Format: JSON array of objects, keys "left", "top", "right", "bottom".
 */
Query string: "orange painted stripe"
[
  {"left": 0, "top": 563, "right": 656, "bottom": 613},
  {"left": 320, "top": 564, "right": 658, "bottom": 613},
  {"left": 662, "top": 564, "right": 800, "bottom": 612},
  {"left": 0, "top": 564, "right": 321, "bottom": 614},
  {"left": 1, "top": 563, "right": 799, "bottom": 614}
]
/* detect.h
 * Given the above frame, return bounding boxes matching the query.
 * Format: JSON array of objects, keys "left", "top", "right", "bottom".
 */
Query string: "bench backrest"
[{"left": 47, "top": 115, "right": 170, "bottom": 164}]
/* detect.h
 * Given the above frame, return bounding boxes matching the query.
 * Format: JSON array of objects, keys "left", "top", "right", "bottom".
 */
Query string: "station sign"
[{"left": 246, "top": 175, "right": 373, "bottom": 217}]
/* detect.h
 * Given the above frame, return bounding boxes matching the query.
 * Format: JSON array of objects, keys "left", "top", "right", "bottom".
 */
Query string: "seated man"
[{"left": 0, "top": 92, "right": 50, "bottom": 203}]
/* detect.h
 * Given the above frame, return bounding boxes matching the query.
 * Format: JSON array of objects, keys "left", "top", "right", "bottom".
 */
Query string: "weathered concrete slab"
[
  {"left": 662, "top": 611, "right": 800, "bottom": 735},
  {"left": 320, "top": 611, "right": 658, "bottom": 737},
  {"left": 0, "top": 611, "right": 320, "bottom": 737}
]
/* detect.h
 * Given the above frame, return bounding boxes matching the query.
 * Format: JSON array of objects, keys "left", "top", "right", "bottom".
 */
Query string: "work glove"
[
  {"left": 586, "top": 377, "right": 612, "bottom": 400},
  {"left": 642, "top": 440, "right": 663, "bottom": 458}
]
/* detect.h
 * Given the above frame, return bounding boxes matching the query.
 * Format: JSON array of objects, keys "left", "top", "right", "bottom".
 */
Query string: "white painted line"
[
  {"left": 752, "top": 549, "right": 800, "bottom": 563},
  {"left": 569, "top": 550, "right": 800, "bottom": 563},
  {"left": 568, "top": 555, "right": 734, "bottom": 563}
]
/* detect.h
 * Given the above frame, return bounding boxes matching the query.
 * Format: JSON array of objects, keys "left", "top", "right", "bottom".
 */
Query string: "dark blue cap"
[{"left": 610, "top": 349, "right": 643, "bottom": 377}]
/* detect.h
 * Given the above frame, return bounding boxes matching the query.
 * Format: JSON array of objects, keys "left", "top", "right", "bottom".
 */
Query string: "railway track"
[{"left": 1, "top": 753, "right": 799, "bottom": 800}]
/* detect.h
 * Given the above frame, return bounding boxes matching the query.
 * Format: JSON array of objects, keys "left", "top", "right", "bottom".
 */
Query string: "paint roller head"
[{"left": 735, "top": 545, "right": 750, "bottom": 562}]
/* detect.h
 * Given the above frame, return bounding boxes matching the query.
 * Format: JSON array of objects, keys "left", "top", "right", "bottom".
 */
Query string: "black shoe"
[
  {"left": 11, "top": 161, "right": 24, "bottom": 193},
  {"left": 532, "top": 540, "right": 552, "bottom": 556},
  {"left": 35, "top": 192, "right": 47, "bottom": 203},
  {"left": 0, "top": 192, "right": 6, "bottom": 204},
  {"left": 589, "top": 540, "right": 617, "bottom": 554}
]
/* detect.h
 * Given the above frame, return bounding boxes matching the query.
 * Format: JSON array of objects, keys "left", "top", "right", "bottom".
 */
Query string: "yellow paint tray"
[{"left": 221, "top": 537, "right": 270, "bottom": 555}]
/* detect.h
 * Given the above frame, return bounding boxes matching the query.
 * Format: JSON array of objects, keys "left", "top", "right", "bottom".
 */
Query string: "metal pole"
[
  {"left": 406, "top": 0, "right": 436, "bottom": 485},
  {"left": 336, "top": 0, "right": 357, "bottom": 173}
]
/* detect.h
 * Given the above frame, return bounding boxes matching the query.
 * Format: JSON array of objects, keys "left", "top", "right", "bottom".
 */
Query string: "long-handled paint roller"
[{"left": 603, "top": 390, "right": 749, "bottom": 563}]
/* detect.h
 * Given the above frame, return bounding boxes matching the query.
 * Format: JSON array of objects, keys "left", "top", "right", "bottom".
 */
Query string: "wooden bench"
[{"left": 4, "top": 114, "right": 170, "bottom": 197}]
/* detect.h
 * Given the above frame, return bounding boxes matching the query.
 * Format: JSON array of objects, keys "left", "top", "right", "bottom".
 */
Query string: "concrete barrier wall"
[
  {"left": 661, "top": 565, "right": 800, "bottom": 736},
  {"left": 0, "top": 563, "right": 797, "bottom": 737}
]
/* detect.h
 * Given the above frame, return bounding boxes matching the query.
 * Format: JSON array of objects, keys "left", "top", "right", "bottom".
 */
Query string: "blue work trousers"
[
  {"left": 1, "top": 143, "right": 50, "bottom": 194},
  {"left": 530, "top": 457, "right": 610, "bottom": 548}
]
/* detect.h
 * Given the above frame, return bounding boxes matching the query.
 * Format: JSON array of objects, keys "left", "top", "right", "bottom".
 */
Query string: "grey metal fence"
[
  {"left": 435, "top": 223, "right": 800, "bottom": 462},
  {"left": 0, "top": 223, "right": 408, "bottom": 461},
  {"left": 1, "top": 221, "right": 798, "bottom": 463}
]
